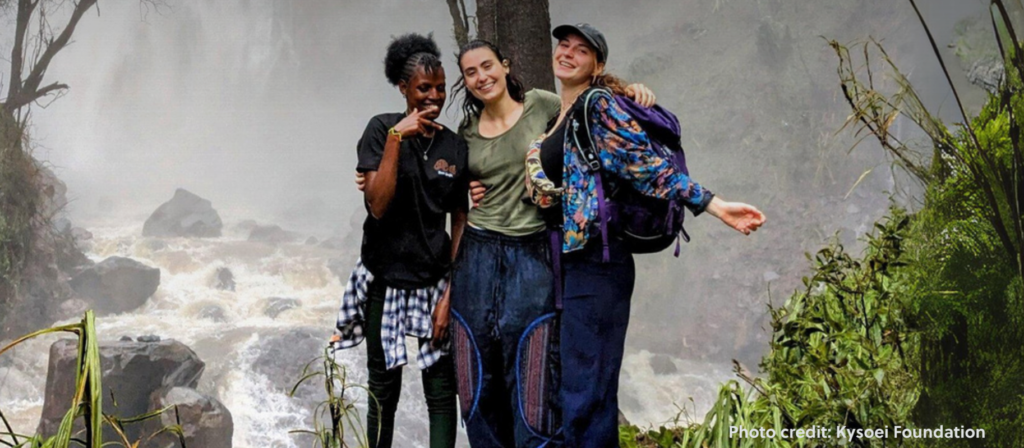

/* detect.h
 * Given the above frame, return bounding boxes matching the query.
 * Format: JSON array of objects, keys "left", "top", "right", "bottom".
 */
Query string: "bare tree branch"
[
  {"left": 445, "top": 0, "right": 469, "bottom": 48},
  {"left": 8, "top": 0, "right": 40, "bottom": 102},
  {"left": 4, "top": 0, "right": 98, "bottom": 113}
]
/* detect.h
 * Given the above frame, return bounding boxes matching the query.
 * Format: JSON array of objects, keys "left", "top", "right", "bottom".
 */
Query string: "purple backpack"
[{"left": 571, "top": 87, "right": 691, "bottom": 259}]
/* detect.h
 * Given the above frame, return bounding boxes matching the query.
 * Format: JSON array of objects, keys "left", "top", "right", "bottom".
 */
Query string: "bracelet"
[{"left": 388, "top": 127, "right": 402, "bottom": 142}]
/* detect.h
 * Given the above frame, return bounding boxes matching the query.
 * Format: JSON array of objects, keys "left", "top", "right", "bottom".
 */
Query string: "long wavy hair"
[{"left": 451, "top": 40, "right": 527, "bottom": 131}]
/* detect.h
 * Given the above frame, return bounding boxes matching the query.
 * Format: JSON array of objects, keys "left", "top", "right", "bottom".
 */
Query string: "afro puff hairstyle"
[{"left": 384, "top": 33, "right": 443, "bottom": 86}]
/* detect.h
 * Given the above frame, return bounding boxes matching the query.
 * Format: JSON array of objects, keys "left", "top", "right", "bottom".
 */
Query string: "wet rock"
[
  {"left": 305, "top": 236, "right": 319, "bottom": 245},
  {"left": 38, "top": 338, "right": 205, "bottom": 442},
  {"left": 71, "top": 226, "right": 93, "bottom": 241},
  {"left": 253, "top": 328, "right": 328, "bottom": 401},
  {"left": 57, "top": 298, "right": 89, "bottom": 320},
  {"left": 650, "top": 354, "right": 678, "bottom": 375},
  {"left": 247, "top": 224, "right": 298, "bottom": 244},
  {"left": 212, "top": 267, "right": 235, "bottom": 291},
  {"left": 142, "top": 239, "right": 167, "bottom": 252},
  {"left": 143, "top": 188, "right": 223, "bottom": 238},
  {"left": 618, "top": 409, "right": 631, "bottom": 427},
  {"left": 234, "top": 219, "right": 258, "bottom": 232},
  {"left": 326, "top": 258, "right": 349, "bottom": 282},
  {"left": 967, "top": 57, "right": 1004, "bottom": 95},
  {"left": 68, "top": 256, "right": 160, "bottom": 315},
  {"left": 199, "top": 305, "right": 226, "bottom": 322},
  {"left": 265, "top": 297, "right": 300, "bottom": 318},
  {"left": 317, "top": 237, "right": 346, "bottom": 250},
  {"left": 138, "top": 334, "right": 162, "bottom": 343},
  {"left": 148, "top": 387, "right": 233, "bottom": 448}
]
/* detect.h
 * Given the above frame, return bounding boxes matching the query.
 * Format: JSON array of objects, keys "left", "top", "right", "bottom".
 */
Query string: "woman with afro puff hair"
[{"left": 332, "top": 33, "right": 467, "bottom": 448}]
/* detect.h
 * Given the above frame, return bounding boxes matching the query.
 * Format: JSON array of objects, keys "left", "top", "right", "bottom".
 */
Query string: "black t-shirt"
[
  {"left": 539, "top": 116, "right": 569, "bottom": 227},
  {"left": 356, "top": 113, "right": 469, "bottom": 288}
]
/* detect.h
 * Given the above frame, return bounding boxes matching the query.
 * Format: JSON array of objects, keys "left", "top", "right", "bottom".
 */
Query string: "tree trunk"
[
  {"left": 457, "top": 0, "right": 553, "bottom": 92},
  {"left": 496, "top": 0, "right": 554, "bottom": 91}
]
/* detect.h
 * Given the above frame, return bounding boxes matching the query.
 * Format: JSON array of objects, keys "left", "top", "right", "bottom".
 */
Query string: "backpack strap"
[{"left": 571, "top": 87, "right": 613, "bottom": 262}]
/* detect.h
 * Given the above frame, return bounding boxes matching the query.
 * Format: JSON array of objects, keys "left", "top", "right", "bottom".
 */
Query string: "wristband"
[{"left": 388, "top": 127, "right": 402, "bottom": 142}]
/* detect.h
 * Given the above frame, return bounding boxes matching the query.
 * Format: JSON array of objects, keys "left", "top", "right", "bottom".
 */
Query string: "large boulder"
[
  {"left": 247, "top": 224, "right": 298, "bottom": 244},
  {"left": 38, "top": 339, "right": 206, "bottom": 443},
  {"left": 147, "top": 387, "right": 233, "bottom": 448},
  {"left": 253, "top": 328, "right": 329, "bottom": 401},
  {"left": 143, "top": 189, "right": 223, "bottom": 238},
  {"left": 68, "top": 256, "right": 160, "bottom": 315}
]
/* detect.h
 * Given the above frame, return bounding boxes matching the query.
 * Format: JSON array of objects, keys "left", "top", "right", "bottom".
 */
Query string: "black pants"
[{"left": 365, "top": 280, "right": 457, "bottom": 448}]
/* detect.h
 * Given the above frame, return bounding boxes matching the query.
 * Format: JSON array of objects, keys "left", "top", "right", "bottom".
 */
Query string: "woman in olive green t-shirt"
[{"left": 447, "top": 40, "right": 655, "bottom": 447}]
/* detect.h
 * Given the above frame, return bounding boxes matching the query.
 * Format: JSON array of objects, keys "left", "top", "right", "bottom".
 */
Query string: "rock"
[
  {"left": 198, "top": 305, "right": 226, "bottom": 322},
  {"left": 650, "top": 354, "right": 678, "bottom": 375},
  {"left": 68, "top": 256, "right": 160, "bottom": 315},
  {"left": 253, "top": 328, "right": 328, "bottom": 401},
  {"left": 264, "top": 297, "right": 300, "bottom": 318},
  {"left": 618, "top": 409, "right": 631, "bottom": 427},
  {"left": 234, "top": 219, "right": 258, "bottom": 232},
  {"left": 305, "top": 236, "right": 319, "bottom": 245},
  {"left": 317, "top": 237, "right": 346, "bottom": 250},
  {"left": 763, "top": 271, "right": 780, "bottom": 282},
  {"left": 967, "top": 57, "right": 1004, "bottom": 95},
  {"left": 212, "top": 267, "right": 235, "bottom": 291},
  {"left": 138, "top": 334, "right": 161, "bottom": 343},
  {"left": 143, "top": 189, "right": 223, "bottom": 238},
  {"left": 71, "top": 226, "right": 93, "bottom": 241},
  {"left": 57, "top": 298, "right": 89, "bottom": 320},
  {"left": 326, "top": 258, "right": 349, "bottom": 282},
  {"left": 38, "top": 338, "right": 205, "bottom": 442},
  {"left": 120, "top": 335, "right": 133, "bottom": 342},
  {"left": 247, "top": 224, "right": 297, "bottom": 244},
  {"left": 36, "top": 166, "right": 69, "bottom": 218},
  {"left": 142, "top": 239, "right": 167, "bottom": 252},
  {"left": 148, "top": 387, "right": 233, "bottom": 448}
]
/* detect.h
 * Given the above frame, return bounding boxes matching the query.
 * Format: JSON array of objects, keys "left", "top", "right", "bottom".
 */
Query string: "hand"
[
  {"left": 431, "top": 286, "right": 452, "bottom": 348},
  {"left": 394, "top": 108, "right": 444, "bottom": 138},
  {"left": 469, "top": 180, "right": 487, "bottom": 207},
  {"left": 706, "top": 197, "right": 766, "bottom": 235},
  {"left": 624, "top": 83, "right": 657, "bottom": 108},
  {"left": 355, "top": 171, "right": 366, "bottom": 192}
]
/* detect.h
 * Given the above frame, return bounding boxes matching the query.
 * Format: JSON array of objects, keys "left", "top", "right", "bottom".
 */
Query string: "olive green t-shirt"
[{"left": 463, "top": 89, "right": 561, "bottom": 236}]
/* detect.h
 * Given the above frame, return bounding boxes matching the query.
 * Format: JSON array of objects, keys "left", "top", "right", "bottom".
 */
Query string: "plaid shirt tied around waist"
[{"left": 332, "top": 258, "right": 449, "bottom": 370}]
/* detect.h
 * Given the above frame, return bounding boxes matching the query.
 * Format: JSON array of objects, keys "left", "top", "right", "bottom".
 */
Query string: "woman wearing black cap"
[{"left": 525, "top": 23, "right": 767, "bottom": 447}]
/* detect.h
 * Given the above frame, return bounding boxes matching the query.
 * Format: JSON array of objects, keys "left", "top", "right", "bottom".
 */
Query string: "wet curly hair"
[{"left": 384, "top": 33, "right": 443, "bottom": 86}]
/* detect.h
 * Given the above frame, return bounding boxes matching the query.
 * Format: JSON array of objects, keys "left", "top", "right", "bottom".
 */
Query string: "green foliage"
[
  {"left": 289, "top": 347, "right": 374, "bottom": 448},
  {"left": 621, "top": 211, "right": 924, "bottom": 447},
  {"left": 0, "top": 108, "right": 39, "bottom": 311},
  {"left": 0, "top": 311, "right": 188, "bottom": 448}
]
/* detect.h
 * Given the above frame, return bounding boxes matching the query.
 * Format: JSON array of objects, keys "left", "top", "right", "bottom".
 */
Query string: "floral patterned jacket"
[{"left": 526, "top": 91, "right": 713, "bottom": 253}]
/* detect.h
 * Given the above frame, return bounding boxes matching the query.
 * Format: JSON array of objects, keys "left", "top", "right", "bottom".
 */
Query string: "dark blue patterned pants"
[{"left": 450, "top": 226, "right": 561, "bottom": 448}]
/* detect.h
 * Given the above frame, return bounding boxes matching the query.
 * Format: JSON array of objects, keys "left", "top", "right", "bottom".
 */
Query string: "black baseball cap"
[{"left": 552, "top": 23, "right": 608, "bottom": 63}]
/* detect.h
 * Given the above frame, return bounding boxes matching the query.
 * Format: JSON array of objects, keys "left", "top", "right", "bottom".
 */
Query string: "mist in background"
[{"left": 0, "top": 0, "right": 995, "bottom": 444}]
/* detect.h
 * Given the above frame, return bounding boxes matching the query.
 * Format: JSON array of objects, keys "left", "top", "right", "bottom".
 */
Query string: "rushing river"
[{"left": 0, "top": 207, "right": 734, "bottom": 448}]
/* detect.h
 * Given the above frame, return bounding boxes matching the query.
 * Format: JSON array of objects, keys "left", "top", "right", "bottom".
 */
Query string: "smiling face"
[
  {"left": 553, "top": 33, "right": 604, "bottom": 86},
  {"left": 399, "top": 66, "right": 447, "bottom": 120},
  {"left": 459, "top": 47, "right": 509, "bottom": 105}
]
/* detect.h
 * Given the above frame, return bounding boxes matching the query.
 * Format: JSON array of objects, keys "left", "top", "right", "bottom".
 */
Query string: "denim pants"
[
  {"left": 365, "top": 280, "right": 457, "bottom": 448},
  {"left": 559, "top": 237, "right": 636, "bottom": 448},
  {"left": 450, "top": 226, "right": 561, "bottom": 448}
]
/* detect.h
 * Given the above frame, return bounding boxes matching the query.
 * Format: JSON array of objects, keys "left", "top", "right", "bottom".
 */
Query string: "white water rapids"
[{"left": 0, "top": 207, "right": 734, "bottom": 448}]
